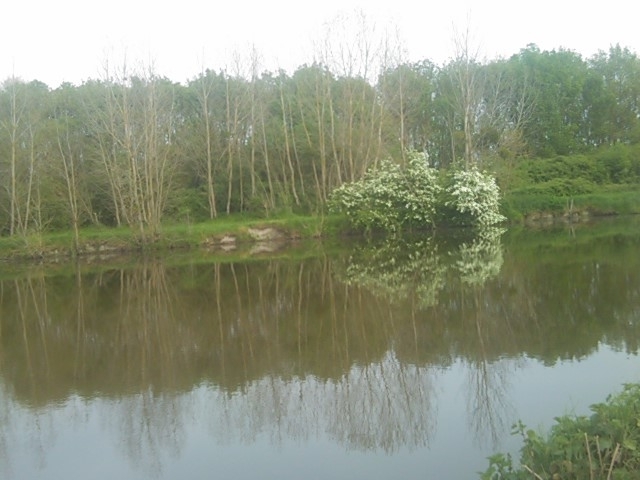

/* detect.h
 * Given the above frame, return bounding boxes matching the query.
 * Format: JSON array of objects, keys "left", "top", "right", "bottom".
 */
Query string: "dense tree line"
[{"left": 1, "top": 43, "right": 639, "bottom": 239}]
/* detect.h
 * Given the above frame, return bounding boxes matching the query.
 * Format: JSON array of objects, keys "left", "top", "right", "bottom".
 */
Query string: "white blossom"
[
  {"left": 328, "top": 151, "right": 441, "bottom": 233},
  {"left": 445, "top": 167, "right": 506, "bottom": 227}
]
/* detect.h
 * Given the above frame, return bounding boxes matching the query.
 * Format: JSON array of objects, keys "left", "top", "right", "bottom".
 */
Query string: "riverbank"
[
  {"left": 0, "top": 214, "right": 342, "bottom": 264},
  {"left": 502, "top": 186, "right": 640, "bottom": 224},
  {"left": 1, "top": 187, "right": 638, "bottom": 263}
]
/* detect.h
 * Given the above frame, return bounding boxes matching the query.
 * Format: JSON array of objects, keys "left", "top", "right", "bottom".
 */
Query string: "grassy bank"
[
  {"left": 1, "top": 182, "right": 638, "bottom": 263},
  {"left": 497, "top": 147, "right": 640, "bottom": 222},
  {"left": 502, "top": 185, "right": 640, "bottom": 223},
  {"left": 0, "top": 213, "right": 345, "bottom": 263}
]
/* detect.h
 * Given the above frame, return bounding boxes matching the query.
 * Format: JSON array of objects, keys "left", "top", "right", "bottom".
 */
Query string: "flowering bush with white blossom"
[
  {"left": 328, "top": 151, "right": 441, "bottom": 233},
  {"left": 329, "top": 153, "right": 505, "bottom": 232},
  {"left": 445, "top": 167, "right": 506, "bottom": 227}
]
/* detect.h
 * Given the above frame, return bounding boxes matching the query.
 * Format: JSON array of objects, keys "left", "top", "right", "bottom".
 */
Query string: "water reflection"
[
  {"left": 109, "top": 391, "right": 186, "bottom": 477},
  {"left": 1, "top": 222, "right": 640, "bottom": 477},
  {"left": 204, "top": 354, "right": 435, "bottom": 453},
  {"left": 339, "top": 236, "right": 446, "bottom": 309},
  {"left": 454, "top": 227, "right": 505, "bottom": 286}
]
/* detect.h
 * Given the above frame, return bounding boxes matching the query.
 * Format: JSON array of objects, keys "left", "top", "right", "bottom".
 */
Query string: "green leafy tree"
[
  {"left": 586, "top": 45, "right": 640, "bottom": 146},
  {"left": 514, "top": 46, "right": 589, "bottom": 157},
  {"left": 377, "top": 60, "right": 438, "bottom": 158}
]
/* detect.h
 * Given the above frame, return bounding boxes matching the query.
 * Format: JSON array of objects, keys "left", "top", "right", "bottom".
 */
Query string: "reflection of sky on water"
[
  {"left": 3, "top": 219, "right": 640, "bottom": 479},
  {"left": 3, "top": 344, "right": 639, "bottom": 480}
]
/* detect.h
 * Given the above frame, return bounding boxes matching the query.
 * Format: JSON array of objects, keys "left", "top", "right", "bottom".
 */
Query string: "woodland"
[{"left": 1, "top": 38, "right": 640, "bottom": 246}]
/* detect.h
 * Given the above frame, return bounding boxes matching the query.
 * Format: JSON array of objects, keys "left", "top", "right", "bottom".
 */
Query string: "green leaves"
[{"left": 484, "top": 383, "right": 640, "bottom": 479}]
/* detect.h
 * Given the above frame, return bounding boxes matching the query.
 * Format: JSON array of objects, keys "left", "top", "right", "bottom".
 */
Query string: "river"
[{"left": 1, "top": 218, "right": 640, "bottom": 479}]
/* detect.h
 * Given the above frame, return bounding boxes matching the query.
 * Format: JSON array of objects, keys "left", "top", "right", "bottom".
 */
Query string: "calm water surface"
[{"left": 1, "top": 219, "right": 640, "bottom": 479}]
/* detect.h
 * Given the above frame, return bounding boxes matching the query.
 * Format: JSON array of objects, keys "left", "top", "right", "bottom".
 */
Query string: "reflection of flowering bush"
[
  {"left": 454, "top": 228, "right": 505, "bottom": 286},
  {"left": 446, "top": 168, "right": 506, "bottom": 227},
  {"left": 329, "top": 151, "right": 441, "bottom": 233},
  {"left": 341, "top": 237, "right": 446, "bottom": 308},
  {"left": 340, "top": 229, "right": 505, "bottom": 306}
]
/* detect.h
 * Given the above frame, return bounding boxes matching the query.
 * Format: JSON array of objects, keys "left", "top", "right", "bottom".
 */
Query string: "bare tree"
[
  {"left": 90, "top": 58, "right": 179, "bottom": 241},
  {"left": 313, "top": 9, "right": 398, "bottom": 185},
  {"left": 55, "top": 122, "right": 82, "bottom": 252},
  {"left": 196, "top": 68, "right": 219, "bottom": 219},
  {"left": 0, "top": 78, "right": 45, "bottom": 237},
  {"left": 449, "top": 25, "right": 484, "bottom": 168}
]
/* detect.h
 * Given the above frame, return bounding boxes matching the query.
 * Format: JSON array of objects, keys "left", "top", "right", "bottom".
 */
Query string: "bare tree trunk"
[
  {"left": 225, "top": 76, "right": 234, "bottom": 215},
  {"left": 7, "top": 81, "right": 22, "bottom": 236},
  {"left": 259, "top": 101, "right": 275, "bottom": 212},
  {"left": 451, "top": 25, "right": 483, "bottom": 168},
  {"left": 279, "top": 81, "right": 300, "bottom": 206},
  {"left": 56, "top": 126, "right": 80, "bottom": 253},
  {"left": 200, "top": 76, "right": 218, "bottom": 218}
]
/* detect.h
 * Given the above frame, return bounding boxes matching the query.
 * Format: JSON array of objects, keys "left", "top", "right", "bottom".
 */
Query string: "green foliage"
[
  {"left": 579, "top": 190, "right": 640, "bottom": 216},
  {"left": 521, "top": 155, "right": 607, "bottom": 185},
  {"left": 515, "top": 178, "right": 596, "bottom": 197},
  {"left": 496, "top": 144, "right": 640, "bottom": 219},
  {"left": 594, "top": 143, "right": 640, "bottom": 184},
  {"left": 502, "top": 193, "right": 568, "bottom": 217},
  {"left": 164, "top": 187, "right": 210, "bottom": 223},
  {"left": 483, "top": 384, "right": 640, "bottom": 479},
  {"left": 502, "top": 188, "right": 640, "bottom": 220},
  {"left": 328, "top": 151, "right": 441, "bottom": 233}
]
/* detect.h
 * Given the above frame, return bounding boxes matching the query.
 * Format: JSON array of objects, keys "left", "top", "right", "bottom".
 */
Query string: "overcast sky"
[{"left": 2, "top": 0, "right": 639, "bottom": 88}]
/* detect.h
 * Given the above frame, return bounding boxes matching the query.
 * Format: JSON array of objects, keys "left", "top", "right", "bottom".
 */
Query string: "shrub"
[
  {"left": 445, "top": 167, "right": 506, "bottom": 227},
  {"left": 328, "top": 151, "right": 441, "bottom": 233},
  {"left": 522, "top": 155, "right": 607, "bottom": 185},
  {"left": 594, "top": 143, "right": 640, "bottom": 184},
  {"left": 483, "top": 383, "right": 640, "bottom": 480},
  {"left": 514, "top": 178, "right": 596, "bottom": 197},
  {"left": 329, "top": 153, "right": 507, "bottom": 232}
]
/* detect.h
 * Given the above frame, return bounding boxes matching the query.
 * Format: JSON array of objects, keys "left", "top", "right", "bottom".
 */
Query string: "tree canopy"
[{"left": 1, "top": 43, "right": 639, "bottom": 238}]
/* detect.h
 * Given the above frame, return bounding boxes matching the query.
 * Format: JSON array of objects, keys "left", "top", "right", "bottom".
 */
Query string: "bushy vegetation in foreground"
[{"left": 482, "top": 384, "right": 640, "bottom": 479}]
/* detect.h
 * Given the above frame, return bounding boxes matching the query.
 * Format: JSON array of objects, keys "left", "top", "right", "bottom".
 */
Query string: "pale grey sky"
[{"left": 2, "top": 0, "right": 639, "bottom": 87}]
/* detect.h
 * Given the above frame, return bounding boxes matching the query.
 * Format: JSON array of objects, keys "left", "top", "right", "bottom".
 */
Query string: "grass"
[
  {"left": 0, "top": 181, "right": 638, "bottom": 263},
  {"left": 502, "top": 184, "right": 640, "bottom": 221},
  {"left": 0, "top": 213, "right": 343, "bottom": 263}
]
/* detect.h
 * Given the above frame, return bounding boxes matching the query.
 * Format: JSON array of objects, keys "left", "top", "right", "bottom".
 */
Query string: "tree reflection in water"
[
  {"left": 1, "top": 222, "right": 640, "bottom": 475},
  {"left": 342, "top": 228, "right": 511, "bottom": 446},
  {"left": 205, "top": 352, "right": 435, "bottom": 453},
  {"left": 340, "top": 236, "right": 446, "bottom": 309}
]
